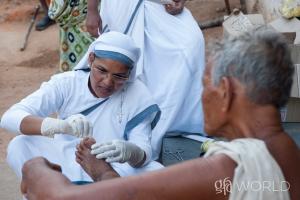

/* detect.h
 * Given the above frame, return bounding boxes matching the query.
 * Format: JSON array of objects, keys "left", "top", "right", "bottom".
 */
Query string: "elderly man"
[
  {"left": 1, "top": 31, "right": 162, "bottom": 182},
  {"left": 85, "top": 0, "right": 205, "bottom": 159},
  {"left": 20, "top": 28, "right": 300, "bottom": 200}
]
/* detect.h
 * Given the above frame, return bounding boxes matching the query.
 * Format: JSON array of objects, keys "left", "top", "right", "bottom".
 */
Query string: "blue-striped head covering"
[
  {"left": 74, "top": 31, "right": 141, "bottom": 82},
  {"left": 93, "top": 32, "right": 140, "bottom": 70}
]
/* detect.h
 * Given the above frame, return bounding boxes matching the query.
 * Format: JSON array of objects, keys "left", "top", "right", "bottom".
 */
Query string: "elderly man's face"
[
  {"left": 202, "top": 60, "right": 227, "bottom": 136},
  {"left": 89, "top": 53, "right": 130, "bottom": 98}
]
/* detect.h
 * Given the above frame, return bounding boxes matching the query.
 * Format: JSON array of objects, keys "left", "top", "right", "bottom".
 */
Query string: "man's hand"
[
  {"left": 86, "top": 9, "right": 102, "bottom": 37},
  {"left": 165, "top": 0, "right": 186, "bottom": 15},
  {"left": 21, "top": 157, "right": 66, "bottom": 199},
  {"left": 21, "top": 157, "right": 72, "bottom": 200},
  {"left": 91, "top": 140, "right": 145, "bottom": 167},
  {"left": 41, "top": 114, "right": 93, "bottom": 138}
]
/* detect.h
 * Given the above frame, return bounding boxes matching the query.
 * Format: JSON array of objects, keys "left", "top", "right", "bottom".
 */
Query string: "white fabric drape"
[
  {"left": 2, "top": 70, "right": 163, "bottom": 180},
  {"left": 205, "top": 139, "right": 290, "bottom": 200},
  {"left": 77, "top": 0, "right": 205, "bottom": 159}
]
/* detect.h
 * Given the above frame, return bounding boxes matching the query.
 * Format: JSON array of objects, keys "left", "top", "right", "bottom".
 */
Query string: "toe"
[
  {"left": 84, "top": 137, "right": 96, "bottom": 149},
  {"left": 75, "top": 151, "right": 83, "bottom": 161}
]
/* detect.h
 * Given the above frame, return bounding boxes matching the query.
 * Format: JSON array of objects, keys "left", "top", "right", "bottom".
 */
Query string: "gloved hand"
[
  {"left": 41, "top": 114, "right": 93, "bottom": 138},
  {"left": 91, "top": 140, "right": 145, "bottom": 167}
]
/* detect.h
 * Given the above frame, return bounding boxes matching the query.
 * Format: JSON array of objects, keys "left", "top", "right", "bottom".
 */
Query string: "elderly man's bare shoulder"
[
  {"left": 265, "top": 133, "right": 300, "bottom": 200},
  {"left": 265, "top": 133, "right": 300, "bottom": 169}
]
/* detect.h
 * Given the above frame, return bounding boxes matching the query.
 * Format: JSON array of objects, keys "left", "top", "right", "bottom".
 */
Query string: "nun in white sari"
[
  {"left": 84, "top": 0, "right": 205, "bottom": 159},
  {"left": 1, "top": 31, "right": 163, "bottom": 182}
]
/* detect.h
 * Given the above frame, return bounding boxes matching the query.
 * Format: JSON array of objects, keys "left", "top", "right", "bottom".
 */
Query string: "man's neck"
[{"left": 222, "top": 104, "right": 284, "bottom": 141}]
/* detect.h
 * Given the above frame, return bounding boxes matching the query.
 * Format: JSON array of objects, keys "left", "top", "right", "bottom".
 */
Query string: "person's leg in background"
[{"left": 35, "top": 0, "right": 55, "bottom": 31}]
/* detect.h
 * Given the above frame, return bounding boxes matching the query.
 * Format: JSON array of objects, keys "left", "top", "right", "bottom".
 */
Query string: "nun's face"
[{"left": 89, "top": 54, "right": 130, "bottom": 98}]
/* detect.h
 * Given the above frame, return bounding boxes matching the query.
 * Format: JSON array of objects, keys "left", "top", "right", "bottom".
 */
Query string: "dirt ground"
[{"left": 0, "top": 0, "right": 240, "bottom": 198}]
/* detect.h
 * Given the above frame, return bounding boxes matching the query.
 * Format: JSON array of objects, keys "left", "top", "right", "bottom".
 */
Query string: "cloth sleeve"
[
  {"left": 1, "top": 75, "right": 66, "bottom": 134},
  {"left": 127, "top": 116, "right": 153, "bottom": 165}
]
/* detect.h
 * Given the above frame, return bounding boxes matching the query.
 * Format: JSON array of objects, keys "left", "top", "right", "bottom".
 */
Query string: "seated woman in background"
[{"left": 21, "top": 28, "right": 300, "bottom": 200}]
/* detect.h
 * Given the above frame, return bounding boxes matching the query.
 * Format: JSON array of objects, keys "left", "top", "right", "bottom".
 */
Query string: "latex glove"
[
  {"left": 41, "top": 114, "right": 93, "bottom": 138},
  {"left": 91, "top": 140, "right": 145, "bottom": 167}
]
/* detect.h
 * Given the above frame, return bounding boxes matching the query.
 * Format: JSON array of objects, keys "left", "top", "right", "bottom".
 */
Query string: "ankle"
[{"left": 98, "top": 171, "right": 119, "bottom": 181}]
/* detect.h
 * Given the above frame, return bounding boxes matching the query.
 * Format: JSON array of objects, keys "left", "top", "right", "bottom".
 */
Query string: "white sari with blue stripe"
[
  {"left": 4, "top": 69, "right": 163, "bottom": 181},
  {"left": 99, "top": 0, "right": 205, "bottom": 159}
]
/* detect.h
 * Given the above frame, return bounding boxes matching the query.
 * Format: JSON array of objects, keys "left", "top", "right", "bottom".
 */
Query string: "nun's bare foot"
[{"left": 76, "top": 137, "right": 119, "bottom": 181}]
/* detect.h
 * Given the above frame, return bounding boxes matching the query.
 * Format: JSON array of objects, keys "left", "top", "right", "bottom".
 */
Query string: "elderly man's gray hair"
[{"left": 210, "top": 27, "right": 294, "bottom": 108}]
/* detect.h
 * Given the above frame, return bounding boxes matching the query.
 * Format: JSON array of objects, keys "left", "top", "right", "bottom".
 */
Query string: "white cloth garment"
[
  {"left": 2, "top": 71, "right": 163, "bottom": 180},
  {"left": 205, "top": 139, "right": 290, "bottom": 200},
  {"left": 76, "top": 0, "right": 205, "bottom": 159},
  {"left": 1, "top": 32, "right": 163, "bottom": 181}
]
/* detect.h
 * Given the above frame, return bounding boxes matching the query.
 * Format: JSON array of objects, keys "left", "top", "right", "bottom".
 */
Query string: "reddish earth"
[{"left": 0, "top": 0, "right": 241, "bottom": 162}]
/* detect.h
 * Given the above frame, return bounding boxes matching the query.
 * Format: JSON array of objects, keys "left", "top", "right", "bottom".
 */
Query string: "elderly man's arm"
[{"left": 22, "top": 155, "right": 236, "bottom": 200}]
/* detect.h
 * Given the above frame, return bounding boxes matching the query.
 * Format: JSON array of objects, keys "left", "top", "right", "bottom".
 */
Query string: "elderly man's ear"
[{"left": 219, "top": 77, "right": 234, "bottom": 113}]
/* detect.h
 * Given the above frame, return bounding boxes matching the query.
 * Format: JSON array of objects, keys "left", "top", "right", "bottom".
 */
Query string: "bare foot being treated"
[{"left": 75, "top": 137, "right": 119, "bottom": 181}]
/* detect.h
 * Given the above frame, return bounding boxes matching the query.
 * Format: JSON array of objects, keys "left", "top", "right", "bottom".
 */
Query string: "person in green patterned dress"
[{"left": 49, "top": 0, "right": 94, "bottom": 71}]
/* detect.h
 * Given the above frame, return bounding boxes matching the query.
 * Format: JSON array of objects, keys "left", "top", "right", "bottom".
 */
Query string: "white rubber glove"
[
  {"left": 41, "top": 114, "right": 93, "bottom": 138},
  {"left": 91, "top": 140, "right": 145, "bottom": 167}
]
